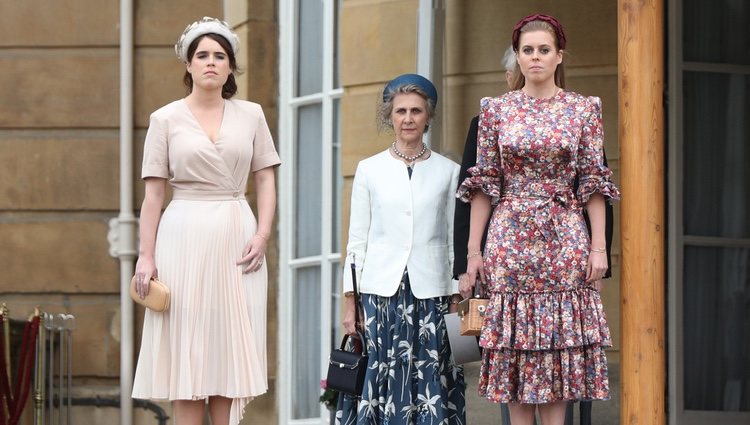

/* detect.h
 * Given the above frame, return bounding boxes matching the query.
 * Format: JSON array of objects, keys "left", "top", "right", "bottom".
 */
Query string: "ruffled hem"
[
  {"left": 478, "top": 287, "right": 611, "bottom": 351},
  {"left": 478, "top": 344, "right": 610, "bottom": 403},
  {"left": 577, "top": 172, "right": 621, "bottom": 204},
  {"left": 456, "top": 166, "right": 502, "bottom": 204}
]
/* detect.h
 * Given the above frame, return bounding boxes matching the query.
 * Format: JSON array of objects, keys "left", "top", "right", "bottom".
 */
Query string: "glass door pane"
[
  {"left": 295, "top": 104, "right": 323, "bottom": 257},
  {"left": 291, "top": 266, "right": 322, "bottom": 419},
  {"left": 683, "top": 246, "right": 750, "bottom": 411}
]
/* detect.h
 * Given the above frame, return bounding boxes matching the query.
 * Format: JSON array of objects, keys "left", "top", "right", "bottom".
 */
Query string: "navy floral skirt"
[{"left": 335, "top": 272, "right": 466, "bottom": 425}]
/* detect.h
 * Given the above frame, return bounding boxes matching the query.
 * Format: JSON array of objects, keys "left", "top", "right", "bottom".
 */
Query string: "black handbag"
[{"left": 325, "top": 260, "right": 368, "bottom": 396}]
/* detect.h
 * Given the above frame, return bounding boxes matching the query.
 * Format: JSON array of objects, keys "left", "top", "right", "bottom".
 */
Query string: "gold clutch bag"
[{"left": 129, "top": 276, "right": 170, "bottom": 312}]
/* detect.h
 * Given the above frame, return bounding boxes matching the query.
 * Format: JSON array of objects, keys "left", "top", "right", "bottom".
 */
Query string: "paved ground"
[{"left": 464, "top": 360, "right": 620, "bottom": 424}]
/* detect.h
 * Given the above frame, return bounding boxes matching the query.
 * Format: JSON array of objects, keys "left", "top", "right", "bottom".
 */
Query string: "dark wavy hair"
[{"left": 183, "top": 33, "right": 238, "bottom": 99}]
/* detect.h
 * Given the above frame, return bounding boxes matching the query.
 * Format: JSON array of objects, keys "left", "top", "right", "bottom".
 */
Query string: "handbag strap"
[
  {"left": 350, "top": 261, "right": 361, "bottom": 326},
  {"left": 472, "top": 276, "right": 485, "bottom": 299},
  {"left": 349, "top": 257, "right": 367, "bottom": 353}
]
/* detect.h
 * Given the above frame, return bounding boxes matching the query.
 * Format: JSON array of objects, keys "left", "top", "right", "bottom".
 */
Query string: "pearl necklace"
[{"left": 391, "top": 141, "right": 427, "bottom": 164}]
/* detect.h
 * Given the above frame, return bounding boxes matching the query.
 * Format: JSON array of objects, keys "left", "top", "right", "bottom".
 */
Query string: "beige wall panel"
[
  {"left": 445, "top": 0, "right": 617, "bottom": 76},
  {"left": 340, "top": 88, "right": 393, "bottom": 176},
  {"left": 0, "top": 0, "right": 119, "bottom": 46},
  {"left": 240, "top": 380, "right": 276, "bottom": 424},
  {"left": 135, "top": 1, "right": 223, "bottom": 45},
  {"left": 0, "top": 133, "right": 119, "bottom": 210},
  {"left": 245, "top": 21, "right": 279, "bottom": 112},
  {"left": 1, "top": 294, "right": 121, "bottom": 377},
  {"left": 134, "top": 48, "right": 187, "bottom": 127},
  {"left": 236, "top": 26, "right": 251, "bottom": 101},
  {"left": 0, "top": 50, "right": 119, "bottom": 128},
  {"left": 340, "top": 0, "right": 418, "bottom": 87},
  {"left": 133, "top": 128, "right": 148, "bottom": 203},
  {"left": 227, "top": 0, "right": 250, "bottom": 27},
  {"left": 566, "top": 74, "right": 619, "bottom": 158},
  {"left": 442, "top": 74, "right": 506, "bottom": 160},
  {"left": 445, "top": 0, "right": 507, "bottom": 75},
  {"left": 0, "top": 221, "right": 118, "bottom": 293}
]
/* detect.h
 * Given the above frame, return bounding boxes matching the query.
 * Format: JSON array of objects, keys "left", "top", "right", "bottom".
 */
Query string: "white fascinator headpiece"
[{"left": 174, "top": 17, "right": 239, "bottom": 63}]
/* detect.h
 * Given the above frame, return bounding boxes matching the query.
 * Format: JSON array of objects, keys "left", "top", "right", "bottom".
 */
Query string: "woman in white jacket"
[{"left": 337, "top": 74, "right": 465, "bottom": 425}]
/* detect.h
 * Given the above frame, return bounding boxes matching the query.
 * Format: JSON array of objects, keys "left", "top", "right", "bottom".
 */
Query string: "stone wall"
[{"left": 0, "top": 1, "right": 279, "bottom": 423}]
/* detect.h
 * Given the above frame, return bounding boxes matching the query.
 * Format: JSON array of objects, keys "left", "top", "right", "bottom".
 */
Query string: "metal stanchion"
[
  {"left": 34, "top": 309, "right": 45, "bottom": 425},
  {"left": 38, "top": 312, "right": 76, "bottom": 425}
]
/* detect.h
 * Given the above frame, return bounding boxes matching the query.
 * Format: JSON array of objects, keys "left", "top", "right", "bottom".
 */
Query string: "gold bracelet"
[
  {"left": 467, "top": 251, "right": 482, "bottom": 259},
  {"left": 591, "top": 247, "right": 606, "bottom": 253},
  {"left": 344, "top": 291, "right": 355, "bottom": 298},
  {"left": 254, "top": 233, "right": 269, "bottom": 241}
]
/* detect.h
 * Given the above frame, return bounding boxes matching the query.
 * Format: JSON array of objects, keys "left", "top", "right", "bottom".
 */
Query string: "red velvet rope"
[
  {"left": 0, "top": 314, "right": 40, "bottom": 425},
  {"left": 0, "top": 313, "right": 11, "bottom": 425},
  {"left": 8, "top": 316, "right": 39, "bottom": 425}
]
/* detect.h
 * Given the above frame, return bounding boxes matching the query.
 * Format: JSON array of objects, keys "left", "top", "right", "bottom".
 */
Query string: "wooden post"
[{"left": 618, "top": 0, "right": 666, "bottom": 424}]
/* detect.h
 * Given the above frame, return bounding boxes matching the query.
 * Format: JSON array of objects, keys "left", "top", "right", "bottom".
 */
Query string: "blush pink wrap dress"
[{"left": 132, "top": 98, "right": 280, "bottom": 424}]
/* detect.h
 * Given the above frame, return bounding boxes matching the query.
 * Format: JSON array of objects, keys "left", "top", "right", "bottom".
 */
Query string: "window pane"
[
  {"left": 333, "top": 0, "right": 342, "bottom": 88},
  {"left": 331, "top": 98, "right": 342, "bottom": 252},
  {"left": 683, "top": 72, "right": 750, "bottom": 238},
  {"left": 330, "top": 260, "right": 343, "bottom": 349},
  {"left": 683, "top": 0, "right": 750, "bottom": 64},
  {"left": 295, "top": 104, "right": 323, "bottom": 257},
  {"left": 297, "top": 0, "right": 323, "bottom": 96},
  {"left": 292, "top": 266, "right": 322, "bottom": 419},
  {"left": 683, "top": 246, "right": 750, "bottom": 411}
]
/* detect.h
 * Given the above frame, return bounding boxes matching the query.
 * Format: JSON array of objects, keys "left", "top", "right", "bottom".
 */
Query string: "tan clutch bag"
[
  {"left": 129, "top": 276, "right": 170, "bottom": 312},
  {"left": 457, "top": 296, "right": 489, "bottom": 336}
]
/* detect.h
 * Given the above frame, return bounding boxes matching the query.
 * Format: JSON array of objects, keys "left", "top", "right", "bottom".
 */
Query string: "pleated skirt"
[{"left": 132, "top": 198, "right": 267, "bottom": 425}]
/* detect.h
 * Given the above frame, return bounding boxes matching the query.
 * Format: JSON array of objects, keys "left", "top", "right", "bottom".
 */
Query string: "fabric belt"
[
  {"left": 172, "top": 189, "right": 246, "bottom": 201},
  {"left": 502, "top": 185, "right": 578, "bottom": 240}
]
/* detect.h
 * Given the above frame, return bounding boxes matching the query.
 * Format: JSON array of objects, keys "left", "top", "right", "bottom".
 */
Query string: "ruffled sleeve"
[
  {"left": 456, "top": 97, "right": 503, "bottom": 204},
  {"left": 576, "top": 96, "right": 621, "bottom": 204}
]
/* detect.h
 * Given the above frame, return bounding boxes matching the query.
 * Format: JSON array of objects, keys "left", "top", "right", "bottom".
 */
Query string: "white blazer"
[{"left": 343, "top": 149, "right": 460, "bottom": 299}]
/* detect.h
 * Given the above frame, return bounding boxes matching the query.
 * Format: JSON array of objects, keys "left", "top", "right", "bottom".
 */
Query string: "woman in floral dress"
[
  {"left": 457, "top": 14, "right": 620, "bottom": 425},
  {"left": 337, "top": 74, "right": 465, "bottom": 425}
]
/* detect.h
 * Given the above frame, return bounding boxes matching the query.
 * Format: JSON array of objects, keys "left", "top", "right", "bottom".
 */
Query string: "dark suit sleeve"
[
  {"left": 578, "top": 150, "right": 615, "bottom": 279},
  {"left": 453, "top": 116, "right": 480, "bottom": 279}
]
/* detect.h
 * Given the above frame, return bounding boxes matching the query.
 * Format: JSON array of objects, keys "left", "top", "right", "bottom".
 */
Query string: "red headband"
[{"left": 512, "top": 14, "right": 566, "bottom": 51}]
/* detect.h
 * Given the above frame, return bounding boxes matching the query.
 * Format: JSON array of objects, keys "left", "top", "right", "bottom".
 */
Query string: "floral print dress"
[{"left": 457, "top": 90, "right": 620, "bottom": 404}]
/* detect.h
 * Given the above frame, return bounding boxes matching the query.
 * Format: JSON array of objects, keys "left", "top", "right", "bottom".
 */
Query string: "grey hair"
[
  {"left": 501, "top": 45, "right": 516, "bottom": 71},
  {"left": 377, "top": 83, "right": 437, "bottom": 133}
]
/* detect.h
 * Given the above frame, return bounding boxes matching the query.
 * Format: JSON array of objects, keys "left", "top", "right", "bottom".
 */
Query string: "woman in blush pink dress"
[
  {"left": 457, "top": 14, "right": 619, "bottom": 425},
  {"left": 131, "top": 17, "right": 280, "bottom": 425}
]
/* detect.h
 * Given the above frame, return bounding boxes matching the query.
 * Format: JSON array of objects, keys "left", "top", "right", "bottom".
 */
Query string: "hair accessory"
[
  {"left": 512, "top": 13, "right": 566, "bottom": 51},
  {"left": 382, "top": 73, "right": 438, "bottom": 107},
  {"left": 175, "top": 17, "right": 240, "bottom": 63}
]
